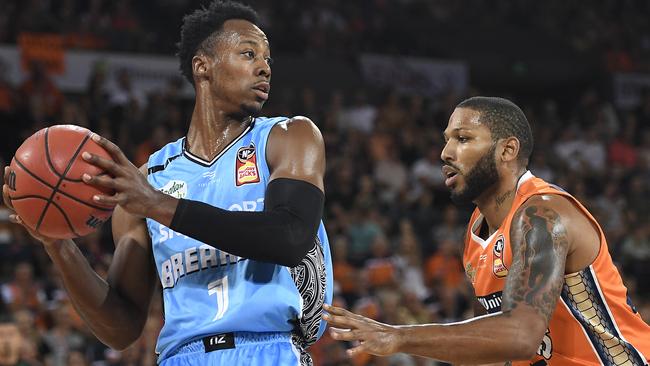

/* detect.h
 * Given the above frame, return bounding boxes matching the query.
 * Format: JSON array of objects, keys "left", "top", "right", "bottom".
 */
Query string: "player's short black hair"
[
  {"left": 457, "top": 96, "right": 534, "bottom": 165},
  {"left": 177, "top": 0, "right": 259, "bottom": 85}
]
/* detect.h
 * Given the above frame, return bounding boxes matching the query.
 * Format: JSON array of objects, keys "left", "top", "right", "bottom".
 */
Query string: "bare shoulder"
[
  {"left": 270, "top": 116, "right": 323, "bottom": 141},
  {"left": 267, "top": 116, "right": 325, "bottom": 189}
]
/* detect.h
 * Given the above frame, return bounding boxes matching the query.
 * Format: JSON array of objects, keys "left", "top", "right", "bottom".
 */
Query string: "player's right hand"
[
  {"left": 3, "top": 166, "right": 60, "bottom": 246},
  {"left": 323, "top": 303, "right": 402, "bottom": 357}
]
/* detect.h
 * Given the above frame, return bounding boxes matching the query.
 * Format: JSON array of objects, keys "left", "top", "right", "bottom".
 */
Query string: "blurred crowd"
[
  {"left": 0, "top": 1, "right": 650, "bottom": 366},
  {"left": 1, "top": 0, "right": 649, "bottom": 70}
]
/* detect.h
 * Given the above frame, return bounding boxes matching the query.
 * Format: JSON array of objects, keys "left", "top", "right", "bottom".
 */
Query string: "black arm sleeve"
[{"left": 168, "top": 178, "right": 324, "bottom": 267}]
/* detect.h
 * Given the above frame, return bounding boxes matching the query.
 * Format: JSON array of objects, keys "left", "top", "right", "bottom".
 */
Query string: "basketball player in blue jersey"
[{"left": 2, "top": 1, "right": 333, "bottom": 365}]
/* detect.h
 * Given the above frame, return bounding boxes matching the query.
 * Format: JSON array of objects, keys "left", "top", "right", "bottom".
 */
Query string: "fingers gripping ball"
[{"left": 8, "top": 125, "right": 115, "bottom": 239}]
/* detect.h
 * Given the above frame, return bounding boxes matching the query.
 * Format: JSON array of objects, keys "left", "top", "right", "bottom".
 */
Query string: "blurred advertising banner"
[
  {"left": 18, "top": 33, "right": 65, "bottom": 74},
  {"left": 0, "top": 44, "right": 194, "bottom": 97},
  {"left": 613, "top": 72, "right": 650, "bottom": 110},
  {"left": 359, "top": 54, "right": 468, "bottom": 97}
]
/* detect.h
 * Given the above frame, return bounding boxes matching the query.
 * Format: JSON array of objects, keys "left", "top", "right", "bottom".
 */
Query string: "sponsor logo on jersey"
[
  {"left": 235, "top": 143, "right": 260, "bottom": 186},
  {"left": 160, "top": 180, "right": 187, "bottom": 199},
  {"left": 476, "top": 291, "right": 503, "bottom": 313},
  {"left": 493, "top": 234, "right": 509, "bottom": 278}
]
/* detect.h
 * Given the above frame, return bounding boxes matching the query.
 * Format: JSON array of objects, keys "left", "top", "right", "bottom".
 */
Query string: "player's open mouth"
[
  {"left": 252, "top": 82, "right": 270, "bottom": 100},
  {"left": 442, "top": 166, "right": 459, "bottom": 187}
]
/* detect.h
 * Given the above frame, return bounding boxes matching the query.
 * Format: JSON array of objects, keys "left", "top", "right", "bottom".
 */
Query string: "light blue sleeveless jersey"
[{"left": 145, "top": 117, "right": 333, "bottom": 362}]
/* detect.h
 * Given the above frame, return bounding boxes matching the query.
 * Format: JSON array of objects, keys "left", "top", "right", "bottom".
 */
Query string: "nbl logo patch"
[
  {"left": 492, "top": 235, "right": 509, "bottom": 278},
  {"left": 235, "top": 143, "right": 260, "bottom": 186}
]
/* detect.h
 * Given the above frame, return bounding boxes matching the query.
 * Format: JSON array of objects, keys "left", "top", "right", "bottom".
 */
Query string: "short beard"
[{"left": 450, "top": 143, "right": 499, "bottom": 205}]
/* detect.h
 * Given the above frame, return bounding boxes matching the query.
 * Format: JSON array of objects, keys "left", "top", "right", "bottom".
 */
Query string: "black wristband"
[{"left": 169, "top": 178, "right": 324, "bottom": 267}]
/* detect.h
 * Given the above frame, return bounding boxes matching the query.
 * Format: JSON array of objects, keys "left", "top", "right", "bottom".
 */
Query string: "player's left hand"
[
  {"left": 323, "top": 303, "right": 402, "bottom": 357},
  {"left": 81, "top": 133, "right": 166, "bottom": 218}
]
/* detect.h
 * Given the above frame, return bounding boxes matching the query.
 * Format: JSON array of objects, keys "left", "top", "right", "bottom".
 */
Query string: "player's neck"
[
  {"left": 473, "top": 170, "right": 523, "bottom": 235},
  {"left": 185, "top": 97, "right": 252, "bottom": 161}
]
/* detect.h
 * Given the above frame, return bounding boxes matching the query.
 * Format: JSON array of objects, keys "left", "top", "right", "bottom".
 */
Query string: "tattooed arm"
[{"left": 324, "top": 194, "right": 574, "bottom": 364}]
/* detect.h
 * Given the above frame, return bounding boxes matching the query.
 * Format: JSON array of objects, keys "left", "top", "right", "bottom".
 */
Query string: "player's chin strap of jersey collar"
[{"left": 169, "top": 178, "right": 324, "bottom": 267}]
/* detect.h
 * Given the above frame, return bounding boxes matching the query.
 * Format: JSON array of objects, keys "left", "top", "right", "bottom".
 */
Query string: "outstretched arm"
[{"left": 325, "top": 195, "right": 573, "bottom": 364}]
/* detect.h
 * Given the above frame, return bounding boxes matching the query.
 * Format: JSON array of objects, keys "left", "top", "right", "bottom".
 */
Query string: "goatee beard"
[{"left": 450, "top": 143, "right": 499, "bottom": 205}]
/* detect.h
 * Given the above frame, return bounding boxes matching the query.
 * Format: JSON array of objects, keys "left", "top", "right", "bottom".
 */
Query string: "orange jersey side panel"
[{"left": 463, "top": 172, "right": 650, "bottom": 366}]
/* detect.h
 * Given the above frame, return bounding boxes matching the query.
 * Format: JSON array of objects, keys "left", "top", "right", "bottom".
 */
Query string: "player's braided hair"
[
  {"left": 457, "top": 96, "right": 534, "bottom": 165},
  {"left": 177, "top": 0, "right": 259, "bottom": 86}
]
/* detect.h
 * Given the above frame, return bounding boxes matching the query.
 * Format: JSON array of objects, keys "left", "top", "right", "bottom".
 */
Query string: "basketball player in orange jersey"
[{"left": 324, "top": 96, "right": 650, "bottom": 366}]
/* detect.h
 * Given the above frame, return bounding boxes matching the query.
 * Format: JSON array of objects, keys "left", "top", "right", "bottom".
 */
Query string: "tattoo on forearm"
[
  {"left": 502, "top": 205, "right": 569, "bottom": 323},
  {"left": 495, "top": 190, "right": 514, "bottom": 209}
]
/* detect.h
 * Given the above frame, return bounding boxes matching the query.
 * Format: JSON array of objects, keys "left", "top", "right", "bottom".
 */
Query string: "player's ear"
[
  {"left": 192, "top": 54, "right": 209, "bottom": 82},
  {"left": 500, "top": 137, "right": 520, "bottom": 163}
]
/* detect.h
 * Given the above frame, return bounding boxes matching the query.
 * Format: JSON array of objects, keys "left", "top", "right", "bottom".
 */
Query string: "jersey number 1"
[{"left": 208, "top": 276, "right": 229, "bottom": 321}]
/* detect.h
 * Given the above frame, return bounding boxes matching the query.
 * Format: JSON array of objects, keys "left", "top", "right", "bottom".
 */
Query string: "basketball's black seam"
[
  {"left": 44, "top": 128, "right": 65, "bottom": 179},
  {"left": 47, "top": 199, "right": 82, "bottom": 237},
  {"left": 13, "top": 159, "right": 112, "bottom": 212},
  {"left": 36, "top": 131, "right": 92, "bottom": 232},
  {"left": 6, "top": 195, "right": 81, "bottom": 237},
  {"left": 10, "top": 195, "right": 60, "bottom": 201},
  {"left": 13, "top": 159, "right": 56, "bottom": 190},
  {"left": 9, "top": 191, "right": 112, "bottom": 212}
]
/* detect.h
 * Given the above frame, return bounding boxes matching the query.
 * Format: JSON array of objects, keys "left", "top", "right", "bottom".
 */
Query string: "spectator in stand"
[
  {"left": 338, "top": 90, "right": 377, "bottom": 134},
  {"left": 410, "top": 145, "right": 445, "bottom": 202},
  {"left": 1, "top": 263, "right": 45, "bottom": 315},
  {"left": 364, "top": 235, "right": 397, "bottom": 290},
  {"left": 424, "top": 239, "right": 465, "bottom": 320},
  {"left": 331, "top": 236, "right": 359, "bottom": 305},
  {"left": 0, "top": 313, "right": 25, "bottom": 366},
  {"left": 620, "top": 224, "right": 650, "bottom": 294},
  {"left": 41, "top": 303, "right": 85, "bottom": 366},
  {"left": 18, "top": 61, "right": 64, "bottom": 125},
  {"left": 430, "top": 205, "right": 465, "bottom": 256},
  {"left": 609, "top": 115, "right": 639, "bottom": 169}
]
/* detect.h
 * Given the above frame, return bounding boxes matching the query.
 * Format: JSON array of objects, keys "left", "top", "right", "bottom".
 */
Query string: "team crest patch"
[
  {"left": 236, "top": 143, "right": 260, "bottom": 186},
  {"left": 492, "top": 234, "right": 509, "bottom": 278},
  {"left": 160, "top": 180, "right": 187, "bottom": 199}
]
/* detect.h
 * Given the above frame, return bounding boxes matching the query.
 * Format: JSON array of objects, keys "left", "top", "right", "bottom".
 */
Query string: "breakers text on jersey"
[{"left": 158, "top": 229, "right": 243, "bottom": 289}]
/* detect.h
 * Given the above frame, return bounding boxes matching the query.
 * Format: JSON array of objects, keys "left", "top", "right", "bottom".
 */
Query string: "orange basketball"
[{"left": 7, "top": 125, "right": 115, "bottom": 239}]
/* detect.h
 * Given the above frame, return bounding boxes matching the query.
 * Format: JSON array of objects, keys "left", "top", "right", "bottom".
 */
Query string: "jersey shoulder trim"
[{"left": 147, "top": 138, "right": 184, "bottom": 175}]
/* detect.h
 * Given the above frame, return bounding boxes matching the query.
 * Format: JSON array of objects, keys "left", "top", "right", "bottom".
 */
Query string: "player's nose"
[
  {"left": 440, "top": 141, "right": 454, "bottom": 163},
  {"left": 256, "top": 59, "right": 271, "bottom": 79}
]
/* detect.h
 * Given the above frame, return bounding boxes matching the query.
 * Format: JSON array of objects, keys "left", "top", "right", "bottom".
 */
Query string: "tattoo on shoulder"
[{"left": 502, "top": 205, "right": 570, "bottom": 323}]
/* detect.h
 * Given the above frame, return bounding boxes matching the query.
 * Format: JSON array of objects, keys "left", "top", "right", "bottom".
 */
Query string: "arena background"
[{"left": 0, "top": 1, "right": 649, "bottom": 365}]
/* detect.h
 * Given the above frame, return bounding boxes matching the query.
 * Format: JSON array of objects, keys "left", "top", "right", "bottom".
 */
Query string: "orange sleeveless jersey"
[{"left": 463, "top": 172, "right": 650, "bottom": 366}]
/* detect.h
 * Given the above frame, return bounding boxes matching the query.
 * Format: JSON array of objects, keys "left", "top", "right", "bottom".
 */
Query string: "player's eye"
[
  {"left": 458, "top": 136, "right": 469, "bottom": 143},
  {"left": 265, "top": 57, "right": 274, "bottom": 66},
  {"left": 242, "top": 50, "right": 255, "bottom": 59}
]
